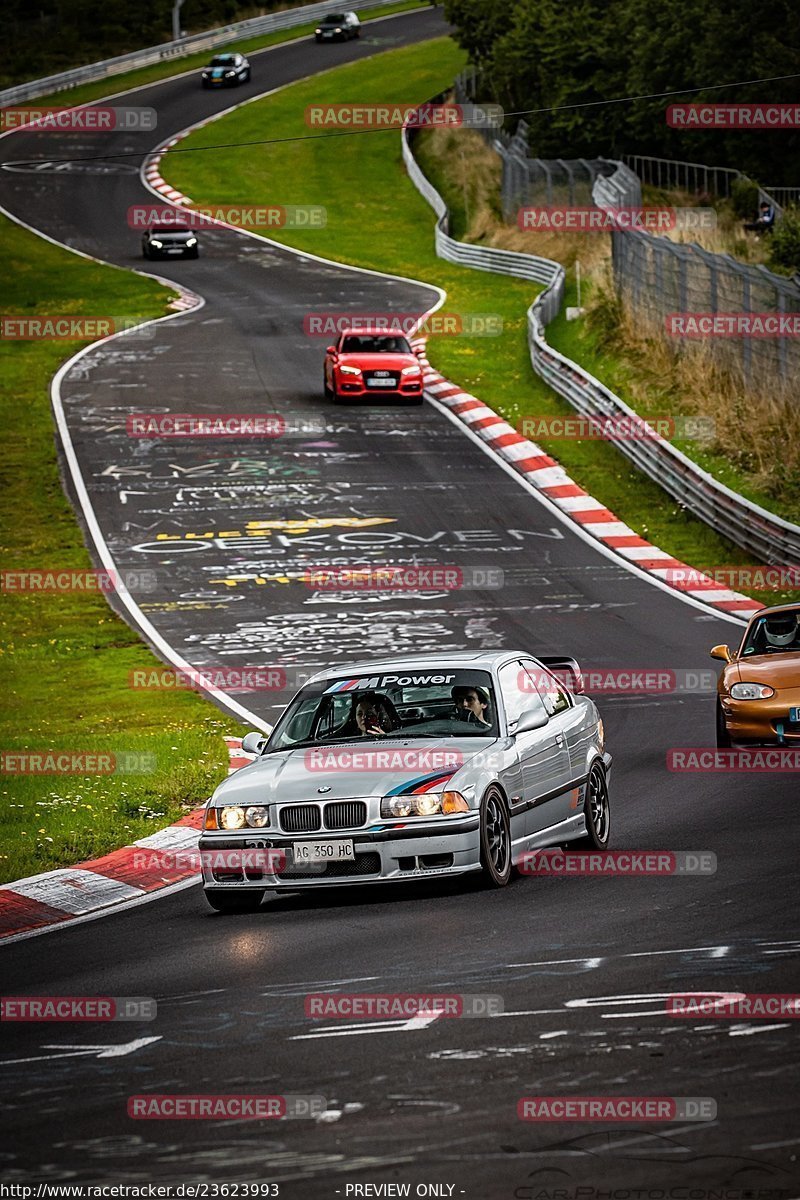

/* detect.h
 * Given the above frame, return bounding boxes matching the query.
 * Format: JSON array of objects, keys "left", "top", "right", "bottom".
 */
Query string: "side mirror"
[
  {"left": 241, "top": 731, "right": 267, "bottom": 756},
  {"left": 326, "top": 345, "right": 337, "bottom": 355},
  {"left": 512, "top": 708, "right": 550, "bottom": 736},
  {"left": 414, "top": 346, "right": 425, "bottom": 357},
  {"left": 710, "top": 644, "right": 732, "bottom": 662}
]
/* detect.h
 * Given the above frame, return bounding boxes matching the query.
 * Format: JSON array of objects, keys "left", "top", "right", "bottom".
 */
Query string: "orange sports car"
[{"left": 711, "top": 603, "right": 800, "bottom": 747}]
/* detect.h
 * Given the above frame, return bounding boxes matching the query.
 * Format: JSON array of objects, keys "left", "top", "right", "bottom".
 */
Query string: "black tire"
[
  {"left": 188, "top": 248, "right": 199, "bottom": 259},
  {"left": 572, "top": 761, "right": 611, "bottom": 850},
  {"left": 479, "top": 788, "right": 512, "bottom": 887},
  {"left": 323, "top": 372, "right": 333, "bottom": 401},
  {"left": 204, "top": 889, "right": 264, "bottom": 913},
  {"left": 716, "top": 699, "right": 732, "bottom": 748},
  {"left": 142, "top": 247, "right": 149, "bottom": 259},
  {"left": 353, "top": 27, "right": 360, "bottom": 36},
  {"left": 407, "top": 394, "right": 424, "bottom": 406}
]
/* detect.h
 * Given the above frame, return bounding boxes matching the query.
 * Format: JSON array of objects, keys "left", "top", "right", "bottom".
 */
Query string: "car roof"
[
  {"left": 303, "top": 651, "right": 536, "bottom": 686},
  {"left": 339, "top": 327, "right": 413, "bottom": 338},
  {"left": 744, "top": 601, "right": 800, "bottom": 624}
]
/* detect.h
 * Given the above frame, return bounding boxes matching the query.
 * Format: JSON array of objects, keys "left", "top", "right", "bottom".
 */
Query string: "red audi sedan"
[{"left": 323, "top": 329, "right": 425, "bottom": 404}]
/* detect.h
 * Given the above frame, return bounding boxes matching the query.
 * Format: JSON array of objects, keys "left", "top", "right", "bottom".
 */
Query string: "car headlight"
[
  {"left": 220, "top": 805, "right": 246, "bottom": 830},
  {"left": 339, "top": 364, "right": 362, "bottom": 375},
  {"left": 315, "top": 26, "right": 322, "bottom": 32},
  {"left": 226, "top": 70, "right": 236, "bottom": 76},
  {"left": 730, "top": 682, "right": 775, "bottom": 700},
  {"left": 245, "top": 805, "right": 269, "bottom": 828},
  {"left": 380, "top": 791, "right": 469, "bottom": 818},
  {"left": 401, "top": 365, "right": 421, "bottom": 375},
  {"left": 185, "top": 237, "right": 197, "bottom": 246},
  {"left": 335, "top": 27, "right": 342, "bottom": 32},
  {"left": 149, "top": 239, "right": 162, "bottom": 248}
]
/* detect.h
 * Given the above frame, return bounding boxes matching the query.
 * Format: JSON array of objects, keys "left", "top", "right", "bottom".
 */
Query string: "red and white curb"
[
  {"left": 0, "top": 738, "right": 254, "bottom": 942},
  {"left": 413, "top": 339, "right": 763, "bottom": 620}
]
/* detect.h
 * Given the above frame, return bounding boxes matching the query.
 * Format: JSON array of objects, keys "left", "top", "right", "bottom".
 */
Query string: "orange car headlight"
[{"left": 730, "top": 683, "right": 775, "bottom": 700}]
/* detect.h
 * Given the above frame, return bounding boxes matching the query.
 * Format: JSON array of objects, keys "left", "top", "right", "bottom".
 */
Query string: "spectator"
[{"left": 743, "top": 201, "right": 776, "bottom": 236}]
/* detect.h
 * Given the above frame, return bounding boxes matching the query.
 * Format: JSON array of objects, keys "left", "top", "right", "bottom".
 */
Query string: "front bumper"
[
  {"left": 334, "top": 377, "right": 424, "bottom": 399},
  {"left": 199, "top": 814, "right": 481, "bottom": 889},
  {"left": 720, "top": 689, "right": 800, "bottom": 743}
]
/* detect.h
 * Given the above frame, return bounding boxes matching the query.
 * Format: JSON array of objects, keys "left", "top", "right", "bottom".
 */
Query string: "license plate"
[
  {"left": 293, "top": 840, "right": 354, "bottom": 863},
  {"left": 367, "top": 378, "right": 396, "bottom": 387},
  {"left": 322, "top": 31, "right": 333, "bottom": 36},
  {"left": 790, "top": 707, "right": 800, "bottom": 723},
  {"left": 167, "top": 247, "right": 184, "bottom": 253}
]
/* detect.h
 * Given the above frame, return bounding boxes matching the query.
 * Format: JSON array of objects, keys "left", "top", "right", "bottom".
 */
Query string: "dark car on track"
[
  {"left": 142, "top": 225, "right": 199, "bottom": 260},
  {"left": 314, "top": 11, "right": 361, "bottom": 40},
  {"left": 201, "top": 53, "right": 251, "bottom": 87}
]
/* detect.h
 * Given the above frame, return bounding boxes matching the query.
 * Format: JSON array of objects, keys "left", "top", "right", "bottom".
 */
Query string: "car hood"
[
  {"left": 336, "top": 353, "right": 419, "bottom": 370},
  {"left": 729, "top": 653, "right": 800, "bottom": 688},
  {"left": 212, "top": 736, "right": 500, "bottom": 805},
  {"left": 151, "top": 232, "right": 193, "bottom": 242}
]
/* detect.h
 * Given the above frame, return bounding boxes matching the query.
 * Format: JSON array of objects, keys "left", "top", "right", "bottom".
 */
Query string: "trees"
[{"left": 446, "top": 0, "right": 800, "bottom": 183}]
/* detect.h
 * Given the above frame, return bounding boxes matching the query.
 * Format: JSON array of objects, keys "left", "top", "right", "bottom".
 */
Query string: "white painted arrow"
[
  {"left": 291, "top": 1013, "right": 444, "bottom": 1040},
  {"left": 1, "top": 1036, "right": 161, "bottom": 1065}
]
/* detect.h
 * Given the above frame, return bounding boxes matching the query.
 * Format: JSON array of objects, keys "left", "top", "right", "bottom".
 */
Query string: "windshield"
[
  {"left": 151, "top": 225, "right": 190, "bottom": 234},
  {"left": 340, "top": 334, "right": 412, "bottom": 354},
  {"left": 741, "top": 608, "right": 800, "bottom": 655},
  {"left": 209, "top": 56, "right": 235, "bottom": 66},
  {"left": 322, "top": 14, "right": 346, "bottom": 21},
  {"left": 266, "top": 669, "right": 498, "bottom": 751}
]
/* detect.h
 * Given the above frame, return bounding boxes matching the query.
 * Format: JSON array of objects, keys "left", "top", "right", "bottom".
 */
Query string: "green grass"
[
  {"left": 26, "top": 1, "right": 427, "bottom": 111},
  {"left": 165, "top": 36, "right": 795, "bottom": 609},
  {"left": 0, "top": 217, "right": 233, "bottom": 883}
]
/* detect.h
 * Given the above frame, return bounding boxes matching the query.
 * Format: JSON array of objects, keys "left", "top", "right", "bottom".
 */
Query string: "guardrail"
[
  {"left": 402, "top": 117, "right": 800, "bottom": 563},
  {"left": 624, "top": 153, "right": 783, "bottom": 219},
  {"left": 0, "top": 0, "right": 404, "bottom": 106}
]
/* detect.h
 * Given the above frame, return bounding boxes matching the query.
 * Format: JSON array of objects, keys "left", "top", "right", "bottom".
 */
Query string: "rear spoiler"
[{"left": 536, "top": 656, "right": 584, "bottom": 695}]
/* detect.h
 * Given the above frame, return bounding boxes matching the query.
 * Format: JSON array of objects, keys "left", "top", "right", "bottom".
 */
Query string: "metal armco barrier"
[
  {"left": 402, "top": 116, "right": 800, "bottom": 564},
  {"left": 0, "top": 0, "right": 405, "bottom": 106}
]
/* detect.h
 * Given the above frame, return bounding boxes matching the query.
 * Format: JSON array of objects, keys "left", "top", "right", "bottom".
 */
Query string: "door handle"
[{"left": 555, "top": 733, "right": 564, "bottom": 746}]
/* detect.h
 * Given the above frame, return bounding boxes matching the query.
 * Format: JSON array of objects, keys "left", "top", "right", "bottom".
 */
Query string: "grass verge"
[
  {"left": 164, "top": 37, "right": 797, "bottom": 608},
  {"left": 22, "top": 1, "right": 427, "bottom": 111},
  {"left": 0, "top": 217, "right": 232, "bottom": 884}
]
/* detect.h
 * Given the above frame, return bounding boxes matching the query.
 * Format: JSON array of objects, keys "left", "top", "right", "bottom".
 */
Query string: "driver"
[
  {"left": 355, "top": 692, "right": 397, "bottom": 737},
  {"left": 763, "top": 611, "right": 800, "bottom": 651},
  {"left": 452, "top": 685, "right": 493, "bottom": 728}
]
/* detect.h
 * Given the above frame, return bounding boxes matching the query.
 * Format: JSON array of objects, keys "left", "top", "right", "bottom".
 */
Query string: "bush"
[
  {"left": 731, "top": 177, "right": 760, "bottom": 219},
  {"left": 768, "top": 208, "right": 800, "bottom": 272}
]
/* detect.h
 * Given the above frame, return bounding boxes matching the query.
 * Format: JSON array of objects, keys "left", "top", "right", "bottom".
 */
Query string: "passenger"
[{"left": 355, "top": 692, "right": 398, "bottom": 736}]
